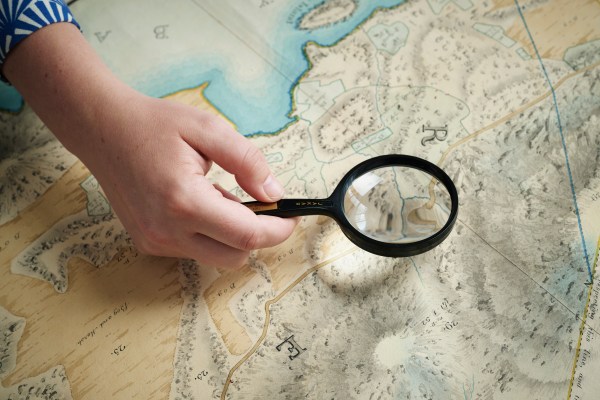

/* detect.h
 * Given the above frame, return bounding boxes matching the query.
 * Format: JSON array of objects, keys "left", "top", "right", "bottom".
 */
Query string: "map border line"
[{"left": 567, "top": 235, "right": 600, "bottom": 399}]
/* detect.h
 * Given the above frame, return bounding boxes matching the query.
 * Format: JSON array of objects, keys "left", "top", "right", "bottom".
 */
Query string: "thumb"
[{"left": 185, "top": 111, "right": 285, "bottom": 202}]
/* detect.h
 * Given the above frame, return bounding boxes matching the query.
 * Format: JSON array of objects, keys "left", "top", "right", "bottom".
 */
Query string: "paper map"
[{"left": 1, "top": 0, "right": 600, "bottom": 398}]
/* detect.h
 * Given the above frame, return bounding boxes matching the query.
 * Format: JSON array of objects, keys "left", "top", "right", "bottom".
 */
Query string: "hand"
[
  {"left": 84, "top": 94, "right": 298, "bottom": 267},
  {"left": 4, "top": 23, "right": 297, "bottom": 268}
]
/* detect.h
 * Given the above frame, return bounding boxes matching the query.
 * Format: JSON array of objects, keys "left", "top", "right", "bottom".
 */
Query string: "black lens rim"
[{"left": 330, "top": 154, "right": 458, "bottom": 257}]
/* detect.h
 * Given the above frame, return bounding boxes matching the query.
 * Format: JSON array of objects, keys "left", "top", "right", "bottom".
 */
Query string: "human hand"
[
  {"left": 82, "top": 94, "right": 298, "bottom": 267},
  {"left": 4, "top": 23, "right": 297, "bottom": 268}
]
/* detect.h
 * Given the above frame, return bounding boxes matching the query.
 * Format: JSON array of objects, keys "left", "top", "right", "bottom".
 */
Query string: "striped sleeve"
[{"left": 0, "top": 0, "right": 80, "bottom": 67}]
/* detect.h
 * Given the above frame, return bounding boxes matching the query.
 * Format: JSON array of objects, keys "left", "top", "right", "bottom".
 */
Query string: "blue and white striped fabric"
[{"left": 0, "top": 0, "right": 79, "bottom": 67}]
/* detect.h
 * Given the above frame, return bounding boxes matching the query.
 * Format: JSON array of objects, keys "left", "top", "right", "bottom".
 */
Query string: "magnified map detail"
[{"left": 343, "top": 166, "right": 452, "bottom": 243}]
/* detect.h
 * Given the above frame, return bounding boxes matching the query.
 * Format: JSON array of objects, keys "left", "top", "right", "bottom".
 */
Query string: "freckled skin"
[{"left": 3, "top": 23, "right": 298, "bottom": 268}]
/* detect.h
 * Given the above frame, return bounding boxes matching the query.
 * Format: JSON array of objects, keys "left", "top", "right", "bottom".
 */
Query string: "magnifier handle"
[{"left": 243, "top": 199, "right": 334, "bottom": 218}]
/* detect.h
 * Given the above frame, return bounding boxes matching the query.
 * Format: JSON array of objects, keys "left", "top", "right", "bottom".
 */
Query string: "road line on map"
[
  {"left": 437, "top": 59, "right": 600, "bottom": 168},
  {"left": 220, "top": 246, "right": 357, "bottom": 399},
  {"left": 567, "top": 236, "right": 600, "bottom": 400},
  {"left": 514, "top": 0, "right": 592, "bottom": 281}
]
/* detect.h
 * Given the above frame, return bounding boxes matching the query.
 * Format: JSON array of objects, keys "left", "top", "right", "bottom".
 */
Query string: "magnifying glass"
[{"left": 244, "top": 154, "right": 458, "bottom": 257}]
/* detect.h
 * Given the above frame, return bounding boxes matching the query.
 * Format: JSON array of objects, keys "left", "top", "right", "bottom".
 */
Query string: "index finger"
[
  {"left": 191, "top": 181, "right": 298, "bottom": 251},
  {"left": 182, "top": 113, "right": 283, "bottom": 202}
]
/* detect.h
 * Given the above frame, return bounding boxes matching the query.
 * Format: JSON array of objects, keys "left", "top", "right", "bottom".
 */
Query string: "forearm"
[
  {"left": 2, "top": 18, "right": 295, "bottom": 267},
  {"left": 3, "top": 23, "right": 136, "bottom": 162}
]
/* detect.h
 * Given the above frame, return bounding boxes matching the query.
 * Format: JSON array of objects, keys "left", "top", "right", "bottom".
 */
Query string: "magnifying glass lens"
[
  {"left": 342, "top": 166, "right": 452, "bottom": 244},
  {"left": 244, "top": 154, "right": 458, "bottom": 257}
]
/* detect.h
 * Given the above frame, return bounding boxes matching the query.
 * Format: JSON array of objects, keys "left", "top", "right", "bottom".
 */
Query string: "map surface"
[{"left": 1, "top": 0, "right": 600, "bottom": 399}]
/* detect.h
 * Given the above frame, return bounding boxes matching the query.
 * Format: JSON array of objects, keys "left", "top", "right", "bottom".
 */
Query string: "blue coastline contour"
[
  {"left": 217, "top": 0, "right": 407, "bottom": 135},
  {"left": 136, "top": 0, "right": 405, "bottom": 136},
  {"left": 0, "top": 0, "right": 406, "bottom": 136}
]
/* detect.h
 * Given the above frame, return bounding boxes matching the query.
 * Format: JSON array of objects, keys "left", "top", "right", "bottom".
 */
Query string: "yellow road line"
[
  {"left": 220, "top": 246, "right": 357, "bottom": 399},
  {"left": 217, "top": 44, "right": 600, "bottom": 400},
  {"left": 567, "top": 235, "right": 600, "bottom": 399},
  {"left": 437, "top": 60, "right": 600, "bottom": 167}
]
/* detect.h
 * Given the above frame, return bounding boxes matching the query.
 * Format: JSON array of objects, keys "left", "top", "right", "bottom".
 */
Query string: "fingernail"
[{"left": 263, "top": 174, "right": 285, "bottom": 200}]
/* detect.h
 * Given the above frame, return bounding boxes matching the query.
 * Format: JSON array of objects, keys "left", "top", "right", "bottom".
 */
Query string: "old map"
[{"left": 1, "top": 0, "right": 600, "bottom": 398}]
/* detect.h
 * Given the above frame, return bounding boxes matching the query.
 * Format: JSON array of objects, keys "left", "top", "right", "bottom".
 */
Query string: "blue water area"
[
  {"left": 1, "top": 0, "right": 406, "bottom": 136},
  {"left": 208, "top": 0, "right": 406, "bottom": 135},
  {"left": 0, "top": 83, "right": 23, "bottom": 112}
]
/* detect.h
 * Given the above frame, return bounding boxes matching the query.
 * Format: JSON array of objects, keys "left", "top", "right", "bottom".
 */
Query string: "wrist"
[{"left": 4, "top": 22, "right": 139, "bottom": 161}]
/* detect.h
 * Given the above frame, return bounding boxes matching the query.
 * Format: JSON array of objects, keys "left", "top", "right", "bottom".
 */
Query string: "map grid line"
[
  {"left": 514, "top": 0, "right": 592, "bottom": 282},
  {"left": 458, "top": 219, "right": 591, "bottom": 326}
]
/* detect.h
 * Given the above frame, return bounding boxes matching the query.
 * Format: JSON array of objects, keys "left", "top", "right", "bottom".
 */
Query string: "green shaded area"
[
  {"left": 427, "top": 0, "right": 473, "bottom": 15},
  {"left": 351, "top": 127, "right": 392, "bottom": 152},
  {"left": 473, "top": 23, "right": 515, "bottom": 48},
  {"left": 367, "top": 22, "right": 409, "bottom": 54}
]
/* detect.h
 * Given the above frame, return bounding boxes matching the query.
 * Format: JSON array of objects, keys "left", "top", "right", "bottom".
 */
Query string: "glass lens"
[{"left": 342, "top": 166, "right": 452, "bottom": 244}]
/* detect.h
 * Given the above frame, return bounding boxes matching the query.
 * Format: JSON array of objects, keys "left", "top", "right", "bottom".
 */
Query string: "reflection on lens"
[{"left": 342, "top": 166, "right": 452, "bottom": 244}]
